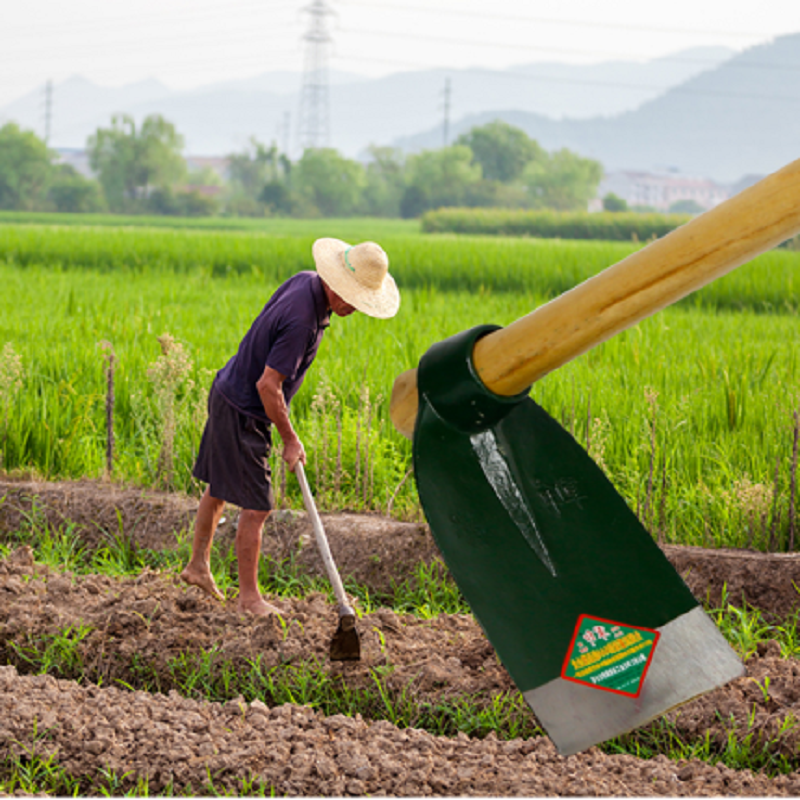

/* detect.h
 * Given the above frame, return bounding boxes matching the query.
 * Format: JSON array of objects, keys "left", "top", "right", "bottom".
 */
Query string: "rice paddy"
[
  {"left": 2, "top": 213, "right": 800, "bottom": 795},
  {"left": 1, "top": 217, "right": 799, "bottom": 549}
]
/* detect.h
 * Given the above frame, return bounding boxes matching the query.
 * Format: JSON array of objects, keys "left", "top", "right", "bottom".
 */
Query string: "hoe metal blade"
[{"left": 413, "top": 326, "right": 744, "bottom": 755}]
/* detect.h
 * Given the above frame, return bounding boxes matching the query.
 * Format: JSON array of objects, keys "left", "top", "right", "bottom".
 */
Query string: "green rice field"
[{"left": 1, "top": 218, "right": 799, "bottom": 551}]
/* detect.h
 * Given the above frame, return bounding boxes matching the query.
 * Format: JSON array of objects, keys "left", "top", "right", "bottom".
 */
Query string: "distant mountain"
[
  {"left": 198, "top": 69, "right": 370, "bottom": 96},
  {"left": 0, "top": 47, "right": 733, "bottom": 158},
  {"left": 484, "top": 47, "right": 735, "bottom": 119},
  {"left": 0, "top": 76, "right": 172, "bottom": 141},
  {"left": 395, "top": 34, "right": 800, "bottom": 184}
]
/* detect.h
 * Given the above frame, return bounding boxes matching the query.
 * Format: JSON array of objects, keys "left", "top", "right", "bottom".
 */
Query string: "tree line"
[{"left": 0, "top": 115, "right": 607, "bottom": 218}]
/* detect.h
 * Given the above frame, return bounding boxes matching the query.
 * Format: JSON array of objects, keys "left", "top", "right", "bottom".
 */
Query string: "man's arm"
[{"left": 256, "top": 365, "right": 305, "bottom": 471}]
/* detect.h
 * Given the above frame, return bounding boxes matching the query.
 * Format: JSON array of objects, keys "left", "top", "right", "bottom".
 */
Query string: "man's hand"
[
  {"left": 282, "top": 438, "right": 306, "bottom": 472},
  {"left": 256, "top": 365, "right": 306, "bottom": 471}
]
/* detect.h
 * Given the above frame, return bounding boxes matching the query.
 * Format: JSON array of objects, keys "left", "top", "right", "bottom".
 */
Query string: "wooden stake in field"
[
  {"left": 390, "top": 158, "right": 800, "bottom": 755},
  {"left": 99, "top": 341, "right": 116, "bottom": 478}
]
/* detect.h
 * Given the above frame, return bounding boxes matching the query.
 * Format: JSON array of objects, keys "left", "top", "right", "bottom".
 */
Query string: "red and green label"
[{"left": 561, "top": 615, "right": 659, "bottom": 697}]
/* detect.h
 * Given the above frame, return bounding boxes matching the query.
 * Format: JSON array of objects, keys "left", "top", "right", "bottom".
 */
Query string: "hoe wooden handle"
[{"left": 391, "top": 158, "right": 800, "bottom": 439}]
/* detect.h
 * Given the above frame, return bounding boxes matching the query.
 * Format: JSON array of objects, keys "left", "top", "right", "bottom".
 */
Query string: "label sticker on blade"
[{"left": 561, "top": 615, "right": 659, "bottom": 697}]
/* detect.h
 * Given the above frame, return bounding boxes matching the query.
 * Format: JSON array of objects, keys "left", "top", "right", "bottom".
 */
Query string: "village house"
[{"left": 596, "top": 170, "right": 731, "bottom": 212}]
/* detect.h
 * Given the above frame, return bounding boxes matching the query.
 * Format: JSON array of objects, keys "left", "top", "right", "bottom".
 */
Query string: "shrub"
[
  {"left": 420, "top": 207, "right": 691, "bottom": 241},
  {"left": 602, "top": 193, "right": 628, "bottom": 212}
]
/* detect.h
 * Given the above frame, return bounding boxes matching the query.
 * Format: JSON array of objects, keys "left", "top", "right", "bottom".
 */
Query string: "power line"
[
  {"left": 7, "top": 1, "right": 298, "bottom": 37},
  {"left": 3, "top": 7, "right": 796, "bottom": 78},
  {"left": 3, "top": 9, "right": 799, "bottom": 115},
  {"left": 1, "top": 24, "right": 304, "bottom": 65},
  {"left": 332, "top": 52, "right": 800, "bottom": 105},
  {"left": 43, "top": 80, "right": 53, "bottom": 143},
  {"left": 441, "top": 78, "right": 451, "bottom": 146},
  {"left": 0, "top": 49, "right": 302, "bottom": 90},
  {"left": 338, "top": 0, "right": 781, "bottom": 41},
  {"left": 4, "top": 4, "right": 792, "bottom": 73},
  {"left": 337, "top": 25, "right": 800, "bottom": 73},
  {"left": 3, "top": 43, "right": 798, "bottom": 112}
]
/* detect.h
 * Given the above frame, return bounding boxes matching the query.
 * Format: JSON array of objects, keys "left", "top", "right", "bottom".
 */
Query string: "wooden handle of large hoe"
[{"left": 390, "top": 158, "right": 800, "bottom": 439}]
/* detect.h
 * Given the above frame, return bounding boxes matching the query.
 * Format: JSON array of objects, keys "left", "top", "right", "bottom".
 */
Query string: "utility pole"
[
  {"left": 282, "top": 111, "right": 291, "bottom": 157},
  {"left": 298, "top": 0, "right": 334, "bottom": 152},
  {"left": 44, "top": 79, "right": 53, "bottom": 143},
  {"left": 275, "top": 111, "right": 291, "bottom": 154},
  {"left": 441, "top": 77, "right": 451, "bottom": 147}
]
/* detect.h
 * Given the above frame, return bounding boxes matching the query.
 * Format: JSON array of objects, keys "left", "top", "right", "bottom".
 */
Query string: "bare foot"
[
  {"left": 237, "top": 596, "right": 281, "bottom": 618},
  {"left": 180, "top": 565, "right": 224, "bottom": 602}
]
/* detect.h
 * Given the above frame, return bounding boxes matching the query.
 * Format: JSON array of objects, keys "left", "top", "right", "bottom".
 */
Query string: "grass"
[
  {"left": 4, "top": 218, "right": 798, "bottom": 790},
  {"left": 2, "top": 513, "right": 800, "bottom": 790},
  {"left": 0, "top": 729, "right": 277, "bottom": 796},
  {"left": 602, "top": 716, "right": 797, "bottom": 776},
  {"left": 0, "top": 737, "right": 84, "bottom": 797},
  {"left": 0, "top": 509, "right": 542, "bottom": 745},
  {"left": 7, "top": 506, "right": 800, "bottom": 661},
  {"left": 2, "top": 221, "right": 799, "bottom": 306},
  {"left": 0, "top": 210, "right": 420, "bottom": 239},
  {"left": 7, "top": 609, "right": 797, "bottom": 773},
  {"left": 711, "top": 588, "right": 800, "bottom": 660},
  {"left": 4, "top": 514, "right": 800, "bottom": 714},
  {"left": 1, "top": 249, "right": 798, "bottom": 547}
]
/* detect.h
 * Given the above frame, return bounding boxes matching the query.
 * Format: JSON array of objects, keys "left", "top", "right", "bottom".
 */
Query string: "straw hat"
[{"left": 312, "top": 238, "right": 400, "bottom": 319}]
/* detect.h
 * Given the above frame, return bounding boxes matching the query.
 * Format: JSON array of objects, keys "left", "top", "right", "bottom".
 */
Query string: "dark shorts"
[{"left": 192, "top": 384, "right": 275, "bottom": 511}]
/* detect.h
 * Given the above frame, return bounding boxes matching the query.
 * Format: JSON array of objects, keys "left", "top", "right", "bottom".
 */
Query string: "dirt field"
[{"left": 2, "top": 477, "right": 800, "bottom": 796}]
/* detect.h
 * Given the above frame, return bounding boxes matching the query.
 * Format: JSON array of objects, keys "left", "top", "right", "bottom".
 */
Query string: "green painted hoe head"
[{"left": 412, "top": 325, "right": 744, "bottom": 756}]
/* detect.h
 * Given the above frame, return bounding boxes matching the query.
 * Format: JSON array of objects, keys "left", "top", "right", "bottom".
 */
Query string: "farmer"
[{"left": 180, "top": 238, "right": 400, "bottom": 617}]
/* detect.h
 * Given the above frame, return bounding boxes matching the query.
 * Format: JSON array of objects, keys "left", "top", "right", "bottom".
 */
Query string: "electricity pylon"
[{"left": 298, "top": 0, "right": 335, "bottom": 152}]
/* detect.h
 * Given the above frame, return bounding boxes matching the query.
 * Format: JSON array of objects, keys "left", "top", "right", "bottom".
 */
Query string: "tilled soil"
[
  {"left": 2, "top": 477, "right": 800, "bottom": 795},
  {"left": 3, "top": 477, "right": 800, "bottom": 618},
  {"left": 4, "top": 665, "right": 800, "bottom": 798}
]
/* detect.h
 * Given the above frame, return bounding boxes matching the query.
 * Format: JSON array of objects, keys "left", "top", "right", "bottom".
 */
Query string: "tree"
[
  {"left": 176, "top": 190, "right": 219, "bottom": 217},
  {"left": 226, "top": 138, "right": 293, "bottom": 216},
  {"left": 185, "top": 165, "right": 224, "bottom": 188},
  {"left": 228, "top": 138, "right": 276, "bottom": 198},
  {"left": 669, "top": 199, "right": 705, "bottom": 214},
  {"left": 402, "top": 145, "right": 481, "bottom": 216},
  {"left": 146, "top": 187, "right": 218, "bottom": 217},
  {"left": 360, "top": 146, "right": 406, "bottom": 217},
  {"left": 399, "top": 185, "right": 427, "bottom": 219},
  {"left": 457, "top": 121, "right": 545, "bottom": 183},
  {"left": 463, "top": 179, "right": 529, "bottom": 209},
  {"left": 0, "top": 123, "right": 54, "bottom": 210},
  {"left": 602, "top": 192, "right": 628, "bottom": 212},
  {"left": 523, "top": 148, "right": 604, "bottom": 211},
  {"left": 294, "top": 148, "right": 366, "bottom": 217},
  {"left": 48, "top": 164, "right": 106, "bottom": 213},
  {"left": 259, "top": 181, "right": 294, "bottom": 214},
  {"left": 87, "top": 114, "right": 186, "bottom": 212}
]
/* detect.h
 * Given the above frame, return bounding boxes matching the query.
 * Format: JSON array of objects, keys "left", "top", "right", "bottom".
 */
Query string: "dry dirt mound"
[
  {"left": 1, "top": 545, "right": 800, "bottom": 795},
  {"left": 2, "top": 477, "right": 800, "bottom": 618},
  {"left": 663, "top": 544, "right": 800, "bottom": 622},
  {"left": 3, "top": 477, "right": 800, "bottom": 795},
  {"left": 0, "top": 477, "right": 198, "bottom": 553},
  {"left": 4, "top": 664, "right": 797, "bottom": 797}
]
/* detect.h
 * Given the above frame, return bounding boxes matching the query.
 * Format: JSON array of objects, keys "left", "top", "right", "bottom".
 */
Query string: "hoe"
[{"left": 390, "top": 158, "right": 800, "bottom": 755}]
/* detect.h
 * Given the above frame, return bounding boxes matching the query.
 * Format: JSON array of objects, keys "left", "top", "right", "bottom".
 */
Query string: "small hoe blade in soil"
[
  {"left": 329, "top": 611, "right": 361, "bottom": 662},
  {"left": 296, "top": 462, "right": 361, "bottom": 661}
]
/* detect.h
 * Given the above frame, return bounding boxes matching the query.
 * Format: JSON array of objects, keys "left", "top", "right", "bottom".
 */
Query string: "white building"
[
  {"left": 597, "top": 171, "right": 730, "bottom": 212},
  {"left": 185, "top": 156, "right": 231, "bottom": 182},
  {"left": 55, "top": 148, "right": 94, "bottom": 178}
]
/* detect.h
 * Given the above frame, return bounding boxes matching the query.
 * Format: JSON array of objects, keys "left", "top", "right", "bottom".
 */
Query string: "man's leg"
[
  {"left": 180, "top": 487, "right": 226, "bottom": 601},
  {"left": 236, "top": 508, "right": 281, "bottom": 616}
]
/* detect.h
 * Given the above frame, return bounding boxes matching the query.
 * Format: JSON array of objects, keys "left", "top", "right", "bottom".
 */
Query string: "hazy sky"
[{"left": 3, "top": 0, "right": 800, "bottom": 108}]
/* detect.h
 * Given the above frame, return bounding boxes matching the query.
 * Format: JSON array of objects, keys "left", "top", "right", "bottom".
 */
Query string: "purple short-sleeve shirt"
[{"left": 214, "top": 271, "right": 330, "bottom": 422}]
